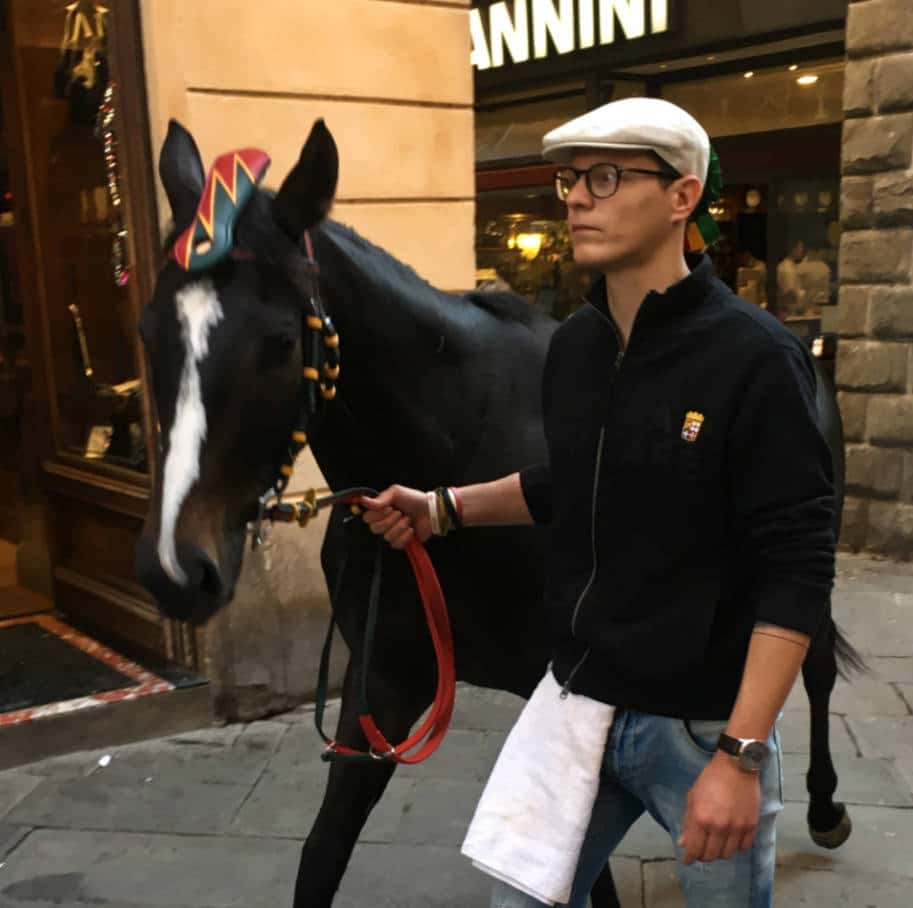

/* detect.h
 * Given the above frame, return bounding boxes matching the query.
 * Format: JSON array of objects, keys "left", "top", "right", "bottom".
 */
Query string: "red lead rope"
[
  {"left": 271, "top": 489, "right": 456, "bottom": 764},
  {"left": 354, "top": 539, "right": 455, "bottom": 763}
]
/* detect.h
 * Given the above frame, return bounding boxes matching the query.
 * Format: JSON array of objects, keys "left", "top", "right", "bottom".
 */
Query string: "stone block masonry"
[{"left": 839, "top": 0, "right": 913, "bottom": 558}]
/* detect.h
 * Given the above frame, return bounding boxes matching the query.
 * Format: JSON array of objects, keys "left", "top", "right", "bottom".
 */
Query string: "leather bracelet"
[
  {"left": 436, "top": 489, "right": 452, "bottom": 535},
  {"left": 427, "top": 492, "right": 443, "bottom": 536},
  {"left": 450, "top": 487, "right": 464, "bottom": 527},
  {"left": 439, "top": 487, "right": 461, "bottom": 531}
]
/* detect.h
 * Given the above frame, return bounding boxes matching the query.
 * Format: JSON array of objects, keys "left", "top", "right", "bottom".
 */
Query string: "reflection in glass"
[
  {"left": 664, "top": 59, "right": 845, "bottom": 138},
  {"left": 1, "top": 85, "right": 29, "bottom": 545},
  {"left": 474, "top": 60, "right": 844, "bottom": 336},
  {"left": 11, "top": 0, "right": 146, "bottom": 472},
  {"left": 476, "top": 187, "right": 592, "bottom": 321}
]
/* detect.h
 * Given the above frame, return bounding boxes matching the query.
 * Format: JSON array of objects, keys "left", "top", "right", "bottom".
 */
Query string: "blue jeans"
[{"left": 490, "top": 710, "right": 783, "bottom": 908}]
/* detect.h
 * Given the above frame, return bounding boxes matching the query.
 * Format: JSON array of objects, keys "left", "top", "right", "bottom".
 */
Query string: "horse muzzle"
[{"left": 134, "top": 535, "right": 227, "bottom": 625}]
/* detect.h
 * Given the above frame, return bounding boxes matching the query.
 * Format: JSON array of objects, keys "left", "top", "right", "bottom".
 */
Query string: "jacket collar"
[{"left": 585, "top": 253, "right": 715, "bottom": 335}]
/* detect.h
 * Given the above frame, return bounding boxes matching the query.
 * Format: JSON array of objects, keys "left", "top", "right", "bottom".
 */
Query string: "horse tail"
[{"left": 833, "top": 622, "right": 867, "bottom": 679}]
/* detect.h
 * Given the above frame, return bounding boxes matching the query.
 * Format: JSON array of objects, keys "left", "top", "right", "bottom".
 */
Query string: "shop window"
[
  {"left": 474, "top": 57, "right": 843, "bottom": 339},
  {"left": 1, "top": 87, "right": 28, "bottom": 542},
  {"left": 702, "top": 176, "right": 840, "bottom": 336},
  {"left": 10, "top": 0, "right": 147, "bottom": 472},
  {"left": 664, "top": 59, "right": 845, "bottom": 139},
  {"left": 477, "top": 81, "right": 645, "bottom": 164},
  {"left": 476, "top": 186, "right": 591, "bottom": 320}
]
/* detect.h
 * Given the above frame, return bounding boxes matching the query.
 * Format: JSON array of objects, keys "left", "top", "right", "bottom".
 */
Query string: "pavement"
[{"left": 0, "top": 554, "right": 911, "bottom": 907}]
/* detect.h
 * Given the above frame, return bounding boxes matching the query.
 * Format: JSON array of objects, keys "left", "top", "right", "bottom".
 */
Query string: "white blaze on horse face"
[{"left": 157, "top": 280, "right": 223, "bottom": 586}]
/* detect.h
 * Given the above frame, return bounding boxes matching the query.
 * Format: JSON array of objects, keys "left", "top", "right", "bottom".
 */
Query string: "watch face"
[{"left": 740, "top": 741, "right": 768, "bottom": 771}]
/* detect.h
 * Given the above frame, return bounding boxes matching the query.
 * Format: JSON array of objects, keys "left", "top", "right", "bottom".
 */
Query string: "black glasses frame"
[{"left": 555, "top": 163, "right": 680, "bottom": 201}]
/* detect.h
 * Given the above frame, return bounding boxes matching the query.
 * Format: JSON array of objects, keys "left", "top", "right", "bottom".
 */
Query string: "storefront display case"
[{"left": 2, "top": 0, "right": 197, "bottom": 665}]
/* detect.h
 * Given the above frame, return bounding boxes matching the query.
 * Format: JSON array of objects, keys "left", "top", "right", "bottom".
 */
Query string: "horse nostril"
[
  {"left": 135, "top": 536, "right": 225, "bottom": 624},
  {"left": 197, "top": 556, "right": 222, "bottom": 597},
  {"left": 176, "top": 544, "right": 223, "bottom": 599}
]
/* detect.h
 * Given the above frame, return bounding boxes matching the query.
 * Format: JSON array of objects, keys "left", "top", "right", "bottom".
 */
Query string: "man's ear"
[
  {"left": 159, "top": 119, "right": 205, "bottom": 231},
  {"left": 273, "top": 119, "right": 339, "bottom": 240},
  {"left": 670, "top": 175, "right": 705, "bottom": 225}
]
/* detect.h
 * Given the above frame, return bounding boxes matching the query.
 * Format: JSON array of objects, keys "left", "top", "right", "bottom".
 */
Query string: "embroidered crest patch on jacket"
[{"left": 681, "top": 411, "right": 705, "bottom": 443}]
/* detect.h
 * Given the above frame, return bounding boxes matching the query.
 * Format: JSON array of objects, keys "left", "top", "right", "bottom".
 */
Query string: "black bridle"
[
  {"left": 164, "top": 147, "right": 341, "bottom": 546},
  {"left": 249, "top": 230, "right": 341, "bottom": 550}
]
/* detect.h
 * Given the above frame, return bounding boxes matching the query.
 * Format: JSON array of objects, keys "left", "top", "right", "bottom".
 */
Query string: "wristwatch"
[{"left": 716, "top": 733, "right": 769, "bottom": 773}]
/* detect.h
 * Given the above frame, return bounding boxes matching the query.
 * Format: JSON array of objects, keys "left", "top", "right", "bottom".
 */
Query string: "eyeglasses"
[{"left": 554, "top": 163, "right": 679, "bottom": 201}]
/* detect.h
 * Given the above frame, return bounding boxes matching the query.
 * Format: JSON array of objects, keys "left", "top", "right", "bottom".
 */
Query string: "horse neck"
[
  {"left": 312, "top": 221, "right": 465, "bottom": 353},
  {"left": 307, "top": 222, "right": 473, "bottom": 491}
]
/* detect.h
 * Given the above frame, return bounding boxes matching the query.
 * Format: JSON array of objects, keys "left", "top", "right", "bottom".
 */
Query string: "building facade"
[{"left": 1, "top": 0, "right": 909, "bottom": 726}]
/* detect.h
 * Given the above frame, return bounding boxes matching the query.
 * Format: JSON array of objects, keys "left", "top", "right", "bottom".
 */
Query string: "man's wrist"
[
  {"left": 711, "top": 749, "right": 761, "bottom": 777},
  {"left": 428, "top": 487, "right": 462, "bottom": 536},
  {"left": 716, "top": 733, "right": 769, "bottom": 773}
]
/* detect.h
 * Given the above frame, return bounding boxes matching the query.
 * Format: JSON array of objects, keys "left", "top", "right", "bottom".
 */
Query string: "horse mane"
[
  {"left": 318, "top": 219, "right": 544, "bottom": 328},
  {"left": 159, "top": 204, "right": 549, "bottom": 331},
  {"left": 463, "top": 289, "right": 543, "bottom": 325}
]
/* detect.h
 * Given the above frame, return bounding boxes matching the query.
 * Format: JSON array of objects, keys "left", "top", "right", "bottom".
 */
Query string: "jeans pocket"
[
  {"left": 680, "top": 718, "right": 727, "bottom": 757},
  {"left": 772, "top": 725, "right": 785, "bottom": 809}
]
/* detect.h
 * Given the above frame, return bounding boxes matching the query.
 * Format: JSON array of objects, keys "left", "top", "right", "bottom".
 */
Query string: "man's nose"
[{"left": 566, "top": 177, "right": 595, "bottom": 208}]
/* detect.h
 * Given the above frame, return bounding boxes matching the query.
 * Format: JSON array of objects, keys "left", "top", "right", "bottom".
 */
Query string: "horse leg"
[
  {"left": 292, "top": 659, "right": 431, "bottom": 907},
  {"left": 590, "top": 864, "right": 621, "bottom": 908},
  {"left": 802, "top": 610, "right": 852, "bottom": 849}
]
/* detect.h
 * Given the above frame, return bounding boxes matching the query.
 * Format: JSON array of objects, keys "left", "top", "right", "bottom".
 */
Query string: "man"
[
  {"left": 776, "top": 239, "right": 808, "bottom": 319},
  {"left": 362, "top": 98, "right": 835, "bottom": 907}
]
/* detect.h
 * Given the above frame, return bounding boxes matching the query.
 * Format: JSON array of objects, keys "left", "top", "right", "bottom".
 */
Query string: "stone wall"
[
  {"left": 838, "top": 0, "right": 913, "bottom": 559},
  {"left": 140, "top": 0, "right": 475, "bottom": 717}
]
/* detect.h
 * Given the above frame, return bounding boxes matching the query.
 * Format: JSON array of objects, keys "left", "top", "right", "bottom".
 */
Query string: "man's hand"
[
  {"left": 361, "top": 485, "right": 430, "bottom": 549},
  {"left": 677, "top": 752, "right": 761, "bottom": 864}
]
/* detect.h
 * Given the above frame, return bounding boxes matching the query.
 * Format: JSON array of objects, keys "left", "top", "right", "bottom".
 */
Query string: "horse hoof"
[{"left": 810, "top": 803, "right": 852, "bottom": 849}]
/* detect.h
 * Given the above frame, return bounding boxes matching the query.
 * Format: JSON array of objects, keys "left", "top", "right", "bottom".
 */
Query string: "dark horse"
[{"left": 135, "top": 120, "right": 859, "bottom": 907}]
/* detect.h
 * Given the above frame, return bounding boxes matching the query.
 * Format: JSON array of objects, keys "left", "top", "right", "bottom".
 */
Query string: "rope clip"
[
  {"left": 369, "top": 746, "right": 397, "bottom": 762},
  {"left": 250, "top": 486, "right": 276, "bottom": 551}
]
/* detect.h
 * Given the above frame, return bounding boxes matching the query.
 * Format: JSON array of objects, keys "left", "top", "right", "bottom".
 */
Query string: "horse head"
[{"left": 135, "top": 118, "right": 339, "bottom": 625}]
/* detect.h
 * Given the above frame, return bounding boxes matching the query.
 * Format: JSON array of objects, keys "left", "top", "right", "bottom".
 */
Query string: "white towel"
[{"left": 461, "top": 669, "right": 615, "bottom": 906}]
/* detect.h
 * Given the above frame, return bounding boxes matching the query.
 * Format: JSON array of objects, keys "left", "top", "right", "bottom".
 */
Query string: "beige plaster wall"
[
  {"left": 139, "top": 0, "right": 475, "bottom": 718},
  {"left": 141, "top": 0, "right": 474, "bottom": 290}
]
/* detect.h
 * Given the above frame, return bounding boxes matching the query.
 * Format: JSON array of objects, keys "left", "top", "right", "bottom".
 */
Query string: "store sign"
[{"left": 471, "top": 0, "right": 671, "bottom": 70}]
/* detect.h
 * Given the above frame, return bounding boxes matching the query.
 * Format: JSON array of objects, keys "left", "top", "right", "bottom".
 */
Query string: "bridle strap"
[{"left": 253, "top": 229, "right": 339, "bottom": 511}]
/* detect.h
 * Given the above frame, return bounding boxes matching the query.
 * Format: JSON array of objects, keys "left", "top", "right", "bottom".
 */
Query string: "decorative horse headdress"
[{"left": 170, "top": 149, "right": 271, "bottom": 271}]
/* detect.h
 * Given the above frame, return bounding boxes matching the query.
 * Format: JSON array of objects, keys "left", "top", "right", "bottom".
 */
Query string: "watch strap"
[{"left": 716, "top": 732, "right": 742, "bottom": 756}]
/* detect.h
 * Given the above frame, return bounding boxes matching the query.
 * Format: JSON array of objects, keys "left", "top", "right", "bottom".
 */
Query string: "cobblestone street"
[{"left": 1, "top": 555, "right": 911, "bottom": 907}]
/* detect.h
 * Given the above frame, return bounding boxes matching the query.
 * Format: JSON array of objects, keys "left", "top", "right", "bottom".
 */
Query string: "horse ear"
[
  {"left": 159, "top": 119, "right": 205, "bottom": 230},
  {"left": 274, "top": 119, "right": 339, "bottom": 240}
]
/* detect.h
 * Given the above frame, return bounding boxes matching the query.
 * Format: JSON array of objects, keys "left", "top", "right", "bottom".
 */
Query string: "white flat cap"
[{"left": 542, "top": 97, "right": 711, "bottom": 185}]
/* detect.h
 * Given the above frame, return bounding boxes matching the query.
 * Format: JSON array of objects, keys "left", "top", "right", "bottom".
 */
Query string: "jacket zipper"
[{"left": 561, "top": 337, "right": 625, "bottom": 700}]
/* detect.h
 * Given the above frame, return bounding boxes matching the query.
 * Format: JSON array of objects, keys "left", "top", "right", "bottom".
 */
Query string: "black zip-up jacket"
[{"left": 520, "top": 255, "right": 836, "bottom": 719}]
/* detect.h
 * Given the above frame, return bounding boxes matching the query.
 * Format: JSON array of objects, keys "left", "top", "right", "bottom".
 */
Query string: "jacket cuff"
[
  {"left": 753, "top": 581, "right": 831, "bottom": 638},
  {"left": 519, "top": 463, "right": 552, "bottom": 525}
]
